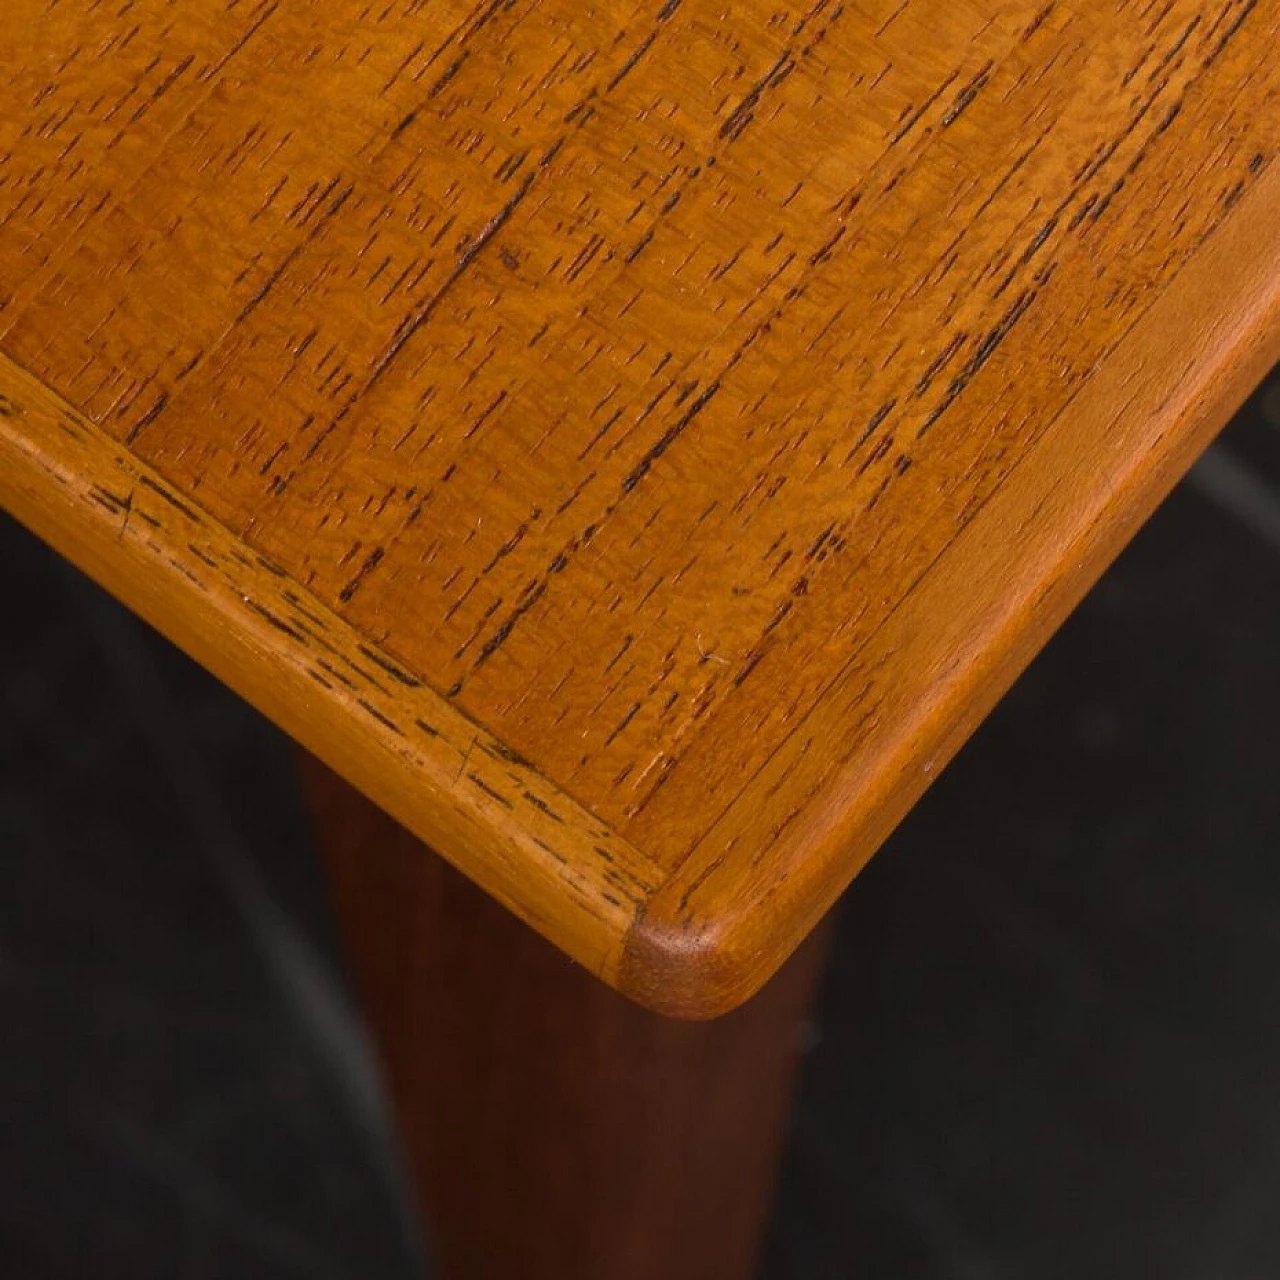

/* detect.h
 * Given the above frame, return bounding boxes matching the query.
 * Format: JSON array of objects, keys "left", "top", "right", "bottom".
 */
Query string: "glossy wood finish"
[
  {"left": 3, "top": 1, "right": 1279, "bottom": 1013},
  {"left": 301, "top": 754, "right": 831, "bottom": 1280}
]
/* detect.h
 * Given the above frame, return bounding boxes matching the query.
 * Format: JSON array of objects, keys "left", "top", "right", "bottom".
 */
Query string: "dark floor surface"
[{"left": 2, "top": 368, "right": 1279, "bottom": 1279}]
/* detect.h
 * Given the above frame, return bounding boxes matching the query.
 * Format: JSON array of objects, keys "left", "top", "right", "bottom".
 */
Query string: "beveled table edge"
[
  {"left": 3, "top": 164, "right": 1278, "bottom": 1019},
  {"left": 621, "top": 161, "right": 1280, "bottom": 1016}
]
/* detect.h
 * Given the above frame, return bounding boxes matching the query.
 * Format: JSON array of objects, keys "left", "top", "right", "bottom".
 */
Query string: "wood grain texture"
[
  {"left": 0, "top": 354, "right": 662, "bottom": 983},
  {"left": 3, "top": 0, "right": 1279, "bottom": 1014}
]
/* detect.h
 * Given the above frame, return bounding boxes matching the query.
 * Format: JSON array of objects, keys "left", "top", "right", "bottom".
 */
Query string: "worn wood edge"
[
  {"left": 0, "top": 354, "right": 668, "bottom": 988},
  {"left": 621, "top": 161, "right": 1280, "bottom": 1019}
]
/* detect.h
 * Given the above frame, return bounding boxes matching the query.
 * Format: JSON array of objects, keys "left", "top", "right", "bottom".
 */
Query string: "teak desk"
[{"left": 4, "top": 2, "right": 1279, "bottom": 1275}]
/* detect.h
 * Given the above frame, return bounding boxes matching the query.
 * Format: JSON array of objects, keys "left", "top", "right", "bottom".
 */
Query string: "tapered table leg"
[{"left": 300, "top": 754, "right": 833, "bottom": 1280}]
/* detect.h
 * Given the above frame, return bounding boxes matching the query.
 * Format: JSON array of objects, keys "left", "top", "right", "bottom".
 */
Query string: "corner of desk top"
[{"left": 6, "top": 162, "right": 1280, "bottom": 1024}]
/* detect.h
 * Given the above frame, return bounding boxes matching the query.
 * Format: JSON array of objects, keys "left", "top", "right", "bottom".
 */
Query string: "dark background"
[{"left": 2, "top": 365, "right": 1278, "bottom": 1279}]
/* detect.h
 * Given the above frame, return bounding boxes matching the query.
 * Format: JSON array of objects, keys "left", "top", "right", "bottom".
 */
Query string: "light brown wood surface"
[{"left": 3, "top": 0, "right": 1279, "bottom": 1015}]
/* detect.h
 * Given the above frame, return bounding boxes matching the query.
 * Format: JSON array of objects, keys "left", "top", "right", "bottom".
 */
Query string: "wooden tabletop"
[{"left": 3, "top": 0, "right": 1279, "bottom": 1016}]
